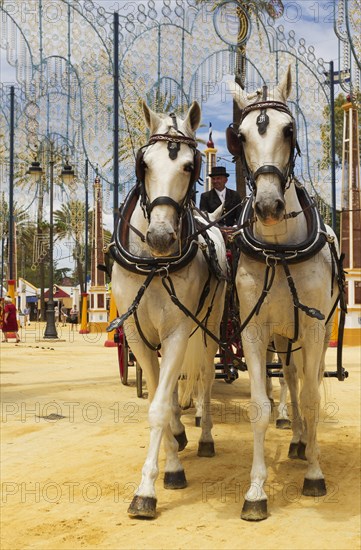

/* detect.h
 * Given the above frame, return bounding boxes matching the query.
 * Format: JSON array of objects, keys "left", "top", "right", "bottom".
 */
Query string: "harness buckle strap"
[{"left": 319, "top": 230, "right": 335, "bottom": 243}]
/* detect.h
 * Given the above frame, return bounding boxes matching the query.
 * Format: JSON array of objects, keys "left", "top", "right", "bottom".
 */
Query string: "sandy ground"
[{"left": 1, "top": 322, "right": 360, "bottom": 550}]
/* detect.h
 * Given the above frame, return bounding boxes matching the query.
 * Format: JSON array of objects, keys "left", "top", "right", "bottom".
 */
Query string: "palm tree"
[
  {"left": 0, "top": 196, "right": 34, "bottom": 285},
  {"left": 54, "top": 200, "right": 86, "bottom": 292}
]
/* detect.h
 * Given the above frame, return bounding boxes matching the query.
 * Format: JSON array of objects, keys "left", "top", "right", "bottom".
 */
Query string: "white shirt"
[{"left": 214, "top": 188, "right": 226, "bottom": 204}]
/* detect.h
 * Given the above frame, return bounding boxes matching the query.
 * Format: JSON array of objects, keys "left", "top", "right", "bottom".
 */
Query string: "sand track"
[{"left": 1, "top": 327, "right": 360, "bottom": 550}]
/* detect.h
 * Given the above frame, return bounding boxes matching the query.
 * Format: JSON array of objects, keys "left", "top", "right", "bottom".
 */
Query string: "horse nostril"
[
  {"left": 275, "top": 199, "right": 285, "bottom": 213},
  {"left": 254, "top": 202, "right": 262, "bottom": 217}
]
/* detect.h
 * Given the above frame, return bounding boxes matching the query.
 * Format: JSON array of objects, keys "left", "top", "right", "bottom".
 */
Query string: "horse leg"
[
  {"left": 275, "top": 375, "right": 291, "bottom": 430},
  {"left": 128, "top": 332, "right": 190, "bottom": 518},
  {"left": 284, "top": 357, "right": 305, "bottom": 459},
  {"left": 266, "top": 344, "right": 291, "bottom": 429},
  {"left": 169, "top": 384, "right": 188, "bottom": 451},
  {"left": 241, "top": 343, "right": 270, "bottom": 521},
  {"left": 194, "top": 379, "right": 203, "bottom": 427},
  {"left": 197, "top": 339, "right": 218, "bottom": 457},
  {"left": 273, "top": 336, "right": 303, "bottom": 456},
  {"left": 300, "top": 339, "right": 327, "bottom": 497},
  {"left": 163, "top": 424, "right": 187, "bottom": 489},
  {"left": 265, "top": 350, "right": 275, "bottom": 412},
  {"left": 181, "top": 323, "right": 220, "bottom": 456}
]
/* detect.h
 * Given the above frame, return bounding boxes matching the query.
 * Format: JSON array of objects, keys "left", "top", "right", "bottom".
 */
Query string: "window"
[{"left": 355, "top": 281, "right": 361, "bottom": 305}]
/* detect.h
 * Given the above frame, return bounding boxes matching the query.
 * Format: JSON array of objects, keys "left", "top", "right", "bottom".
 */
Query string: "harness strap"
[
  {"left": 253, "top": 164, "right": 288, "bottom": 189},
  {"left": 195, "top": 269, "right": 212, "bottom": 316},
  {"left": 119, "top": 208, "right": 146, "bottom": 242},
  {"left": 238, "top": 263, "right": 276, "bottom": 333},
  {"left": 285, "top": 340, "right": 293, "bottom": 367},
  {"left": 161, "top": 275, "right": 223, "bottom": 347},
  {"left": 147, "top": 196, "right": 182, "bottom": 216},
  {"left": 281, "top": 259, "right": 325, "bottom": 323},
  {"left": 106, "top": 268, "right": 157, "bottom": 332},
  {"left": 188, "top": 204, "right": 254, "bottom": 243},
  {"left": 325, "top": 245, "right": 348, "bottom": 381},
  {"left": 133, "top": 309, "right": 161, "bottom": 351}
]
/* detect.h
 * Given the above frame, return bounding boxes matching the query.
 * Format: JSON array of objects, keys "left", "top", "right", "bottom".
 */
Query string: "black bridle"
[
  {"left": 237, "top": 99, "right": 301, "bottom": 192},
  {"left": 135, "top": 113, "right": 201, "bottom": 221}
]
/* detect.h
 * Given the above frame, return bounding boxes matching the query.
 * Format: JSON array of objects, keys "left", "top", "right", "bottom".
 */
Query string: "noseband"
[
  {"left": 135, "top": 114, "right": 201, "bottom": 221},
  {"left": 229, "top": 96, "right": 301, "bottom": 192}
]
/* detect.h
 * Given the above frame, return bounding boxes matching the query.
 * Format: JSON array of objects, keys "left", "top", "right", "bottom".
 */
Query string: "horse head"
[
  {"left": 229, "top": 65, "right": 296, "bottom": 225},
  {"left": 139, "top": 101, "right": 201, "bottom": 257}
]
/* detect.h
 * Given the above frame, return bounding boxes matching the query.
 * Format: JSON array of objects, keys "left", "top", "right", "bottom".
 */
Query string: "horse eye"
[
  {"left": 283, "top": 124, "right": 293, "bottom": 138},
  {"left": 239, "top": 132, "right": 246, "bottom": 143},
  {"left": 184, "top": 163, "right": 193, "bottom": 173}
]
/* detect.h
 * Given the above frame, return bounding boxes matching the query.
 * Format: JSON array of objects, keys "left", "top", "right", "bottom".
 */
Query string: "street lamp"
[{"left": 27, "top": 141, "right": 75, "bottom": 339}]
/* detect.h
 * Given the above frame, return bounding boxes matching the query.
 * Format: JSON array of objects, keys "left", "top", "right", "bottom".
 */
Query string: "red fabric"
[{"left": 2, "top": 303, "right": 18, "bottom": 332}]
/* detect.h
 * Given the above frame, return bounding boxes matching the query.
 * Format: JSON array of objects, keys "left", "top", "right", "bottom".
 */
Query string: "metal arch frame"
[
  {"left": 334, "top": 0, "right": 361, "bottom": 97},
  {"left": 147, "top": 76, "right": 190, "bottom": 112},
  {"left": 344, "top": 0, "right": 361, "bottom": 71},
  {"left": 0, "top": 2, "right": 115, "bottom": 186},
  {"left": 0, "top": 8, "right": 36, "bottom": 80},
  {"left": 188, "top": 50, "right": 267, "bottom": 101},
  {"left": 1, "top": 0, "right": 354, "bottom": 209}
]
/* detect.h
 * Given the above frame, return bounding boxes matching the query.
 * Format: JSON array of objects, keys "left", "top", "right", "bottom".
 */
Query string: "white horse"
[
  {"left": 110, "top": 101, "right": 227, "bottom": 518},
  {"left": 229, "top": 66, "right": 344, "bottom": 520}
]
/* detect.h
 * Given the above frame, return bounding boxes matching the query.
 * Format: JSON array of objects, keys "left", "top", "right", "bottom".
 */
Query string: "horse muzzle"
[
  {"left": 146, "top": 222, "right": 178, "bottom": 257},
  {"left": 254, "top": 198, "right": 285, "bottom": 225}
]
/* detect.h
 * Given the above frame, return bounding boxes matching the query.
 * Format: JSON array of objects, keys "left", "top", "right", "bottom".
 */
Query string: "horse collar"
[
  {"left": 236, "top": 185, "right": 328, "bottom": 265},
  {"left": 107, "top": 186, "right": 200, "bottom": 275}
]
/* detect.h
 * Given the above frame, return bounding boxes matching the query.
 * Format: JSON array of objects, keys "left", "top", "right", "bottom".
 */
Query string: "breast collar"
[
  {"left": 235, "top": 184, "right": 329, "bottom": 264},
  {"left": 107, "top": 185, "right": 200, "bottom": 275}
]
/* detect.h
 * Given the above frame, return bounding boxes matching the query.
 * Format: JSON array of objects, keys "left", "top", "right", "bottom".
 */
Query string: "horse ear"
[
  {"left": 184, "top": 101, "right": 201, "bottom": 132},
  {"left": 277, "top": 65, "right": 292, "bottom": 102},
  {"left": 227, "top": 80, "right": 248, "bottom": 110},
  {"left": 142, "top": 101, "right": 161, "bottom": 133}
]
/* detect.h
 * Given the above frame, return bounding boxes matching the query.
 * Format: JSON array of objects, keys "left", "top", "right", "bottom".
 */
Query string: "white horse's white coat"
[
  {"left": 230, "top": 67, "right": 340, "bottom": 520},
  {"left": 111, "top": 102, "right": 226, "bottom": 518}
]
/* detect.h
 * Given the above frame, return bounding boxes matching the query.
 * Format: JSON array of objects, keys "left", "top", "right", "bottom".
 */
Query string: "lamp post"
[{"left": 27, "top": 140, "right": 75, "bottom": 339}]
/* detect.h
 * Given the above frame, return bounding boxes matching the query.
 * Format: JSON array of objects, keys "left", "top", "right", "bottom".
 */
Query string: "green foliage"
[
  {"left": 320, "top": 92, "right": 361, "bottom": 170},
  {"left": 320, "top": 93, "right": 347, "bottom": 169}
]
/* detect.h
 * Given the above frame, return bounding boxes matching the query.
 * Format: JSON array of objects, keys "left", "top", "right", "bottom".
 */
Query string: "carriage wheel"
[
  {"left": 116, "top": 327, "right": 129, "bottom": 385},
  {"left": 136, "top": 363, "right": 143, "bottom": 398}
]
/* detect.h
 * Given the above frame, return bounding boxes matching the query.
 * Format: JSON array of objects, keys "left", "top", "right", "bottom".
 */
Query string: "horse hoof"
[
  {"left": 302, "top": 478, "right": 327, "bottom": 497},
  {"left": 241, "top": 499, "right": 268, "bottom": 521},
  {"left": 197, "top": 441, "right": 215, "bottom": 457},
  {"left": 127, "top": 495, "right": 157, "bottom": 519},
  {"left": 276, "top": 418, "right": 291, "bottom": 430},
  {"left": 164, "top": 470, "right": 187, "bottom": 490},
  {"left": 297, "top": 441, "right": 307, "bottom": 460},
  {"left": 288, "top": 442, "right": 299, "bottom": 459},
  {"left": 174, "top": 431, "right": 188, "bottom": 452},
  {"left": 195, "top": 416, "right": 201, "bottom": 427}
]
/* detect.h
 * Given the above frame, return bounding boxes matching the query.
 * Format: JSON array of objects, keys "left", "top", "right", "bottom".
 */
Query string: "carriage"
[{"left": 106, "top": 67, "right": 348, "bottom": 520}]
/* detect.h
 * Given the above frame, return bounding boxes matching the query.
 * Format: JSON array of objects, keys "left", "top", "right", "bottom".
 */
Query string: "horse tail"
[{"left": 178, "top": 330, "right": 208, "bottom": 409}]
